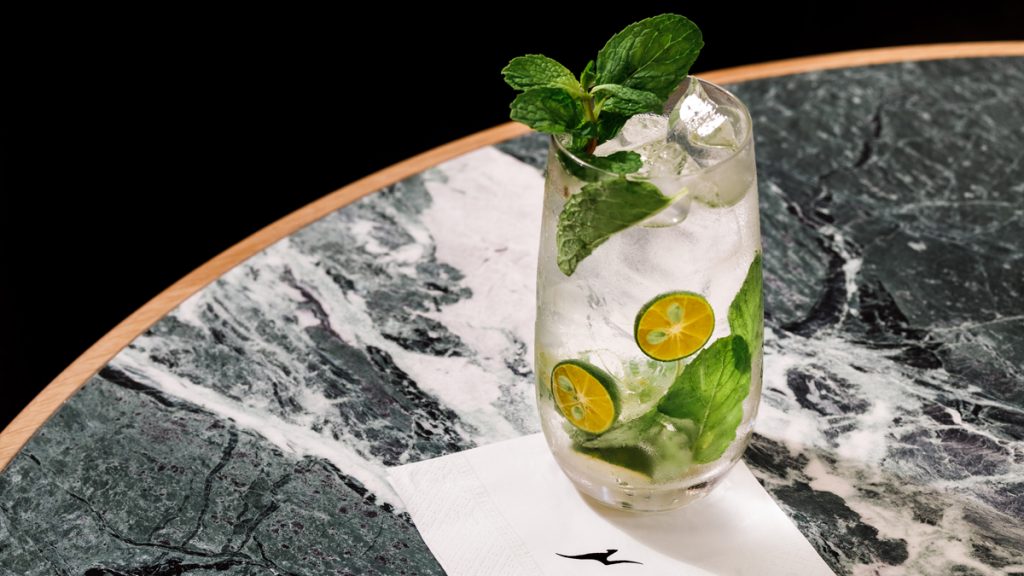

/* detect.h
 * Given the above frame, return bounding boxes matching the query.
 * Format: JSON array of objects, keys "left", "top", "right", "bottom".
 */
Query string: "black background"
[{"left": 4, "top": 3, "right": 1022, "bottom": 430}]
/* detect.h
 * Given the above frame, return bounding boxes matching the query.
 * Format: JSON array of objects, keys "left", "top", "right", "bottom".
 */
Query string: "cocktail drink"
[
  {"left": 535, "top": 77, "right": 762, "bottom": 512},
  {"left": 503, "top": 14, "right": 762, "bottom": 512}
]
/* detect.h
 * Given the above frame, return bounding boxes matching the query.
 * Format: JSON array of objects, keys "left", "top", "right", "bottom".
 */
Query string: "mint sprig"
[
  {"left": 503, "top": 14, "right": 703, "bottom": 154},
  {"left": 504, "top": 14, "right": 704, "bottom": 276}
]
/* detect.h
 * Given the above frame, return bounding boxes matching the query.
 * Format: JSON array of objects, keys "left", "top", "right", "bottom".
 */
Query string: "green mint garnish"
[
  {"left": 509, "top": 87, "right": 582, "bottom": 134},
  {"left": 585, "top": 151, "right": 644, "bottom": 175},
  {"left": 594, "top": 14, "right": 704, "bottom": 101},
  {"left": 578, "top": 411, "right": 695, "bottom": 482},
  {"left": 503, "top": 13, "right": 703, "bottom": 154},
  {"left": 579, "top": 59, "right": 596, "bottom": 91},
  {"left": 503, "top": 14, "right": 703, "bottom": 277},
  {"left": 656, "top": 335, "right": 751, "bottom": 464},
  {"left": 590, "top": 83, "right": 664, "bottom": 116},
  {"left": 556, "top": 179, "right": 672, "bottom": 276},
  {"left": 728, "top": 253, "right": 764, "bottom": 352},
  {"left": 502, "top": 54, "right": 580, "bottom": 93}
]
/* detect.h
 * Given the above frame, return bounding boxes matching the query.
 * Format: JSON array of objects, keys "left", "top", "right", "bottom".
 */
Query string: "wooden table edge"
[{"left": 3, "top": 41, "right": 1023, "bottom": 470}]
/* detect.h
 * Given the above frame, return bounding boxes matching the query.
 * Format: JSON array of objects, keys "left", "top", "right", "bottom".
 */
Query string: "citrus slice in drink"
[
  {"left": 634, "top": 292, "right": 715, "bottom": 361},
  {"left": 551, "top": 360, "right": 620, "bottom": 434}
]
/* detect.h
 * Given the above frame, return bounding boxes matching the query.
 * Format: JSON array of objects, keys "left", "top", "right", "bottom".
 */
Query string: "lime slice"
[
  {"left": 551, "top": 361, "right": 620, "bottom": 434},
  {"left": 634, "top": 292, "right": 715, "bottom": 361}
]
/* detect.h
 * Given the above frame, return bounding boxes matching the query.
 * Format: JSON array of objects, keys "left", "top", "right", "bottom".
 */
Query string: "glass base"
[{"left": 570, "top": 472, "right": 728, "bottom": 513}]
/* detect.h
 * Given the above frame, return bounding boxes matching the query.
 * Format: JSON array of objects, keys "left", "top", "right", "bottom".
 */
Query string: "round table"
[{"left": 2, "top": 44, "right": 1023, "bottom": 575}]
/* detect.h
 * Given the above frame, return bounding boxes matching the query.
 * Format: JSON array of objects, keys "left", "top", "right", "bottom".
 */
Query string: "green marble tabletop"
[{"left": 2, "top": 55, "right": 1022, "bottom": 576}]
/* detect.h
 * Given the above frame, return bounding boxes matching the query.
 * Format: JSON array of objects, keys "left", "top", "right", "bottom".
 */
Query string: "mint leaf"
[
  {"left": 502, "top": 55, "right": 580, "bottom": 93},
  {"left": 580, "top": 59, "right": 596, "bottom": 91},
  {"left": 593, "top": 84, "right": 662, "bottom": 116},
  {"left": 582, "top": 411, "right": 661, "bottom": 449},
  {"left": 555, "top": 149, "right": 641, "bottom": 185},
  {"left": 595, "top": 14, "right": 703, "bottom": 100},
  {"left": 577, "top": 411, "right": 694, "bottom": 481},
  {"left": 587, "top": 151, "right": 642, "bottom": 174},
  {"left": 728, "top": 253, "right": 763, "bottom": 351},
  {"left": 557, "top": 179, "right": 670, "bottom": 275},
  {"left": 657, "top": 336, "right": 751, "bottom": 463},
  {"left": 596, "top": 112, "right": 629, "bottom": 143},
  {"left": 509, "top": 88, "right": 583, "bottom": 134}
]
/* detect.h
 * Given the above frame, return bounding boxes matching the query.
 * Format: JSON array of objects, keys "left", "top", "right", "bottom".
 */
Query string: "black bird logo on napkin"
[{"left": 557, "top": 549, "right": 643, "bottom": 566}]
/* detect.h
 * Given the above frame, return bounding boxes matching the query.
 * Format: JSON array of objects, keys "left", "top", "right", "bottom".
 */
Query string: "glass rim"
[{"left": 551, "top": 76, "right": 754, "bottom": 179}]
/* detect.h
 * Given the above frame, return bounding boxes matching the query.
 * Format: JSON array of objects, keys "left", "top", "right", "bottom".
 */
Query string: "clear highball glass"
[{"left": 534, "top": 77, "right": 763, "bottom": 512}]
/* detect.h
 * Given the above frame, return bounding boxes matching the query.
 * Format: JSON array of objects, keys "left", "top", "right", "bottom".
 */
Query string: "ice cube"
[
  {"left": 632, "top": 139, "right": 695, "bottom": 225},
  {"left": 636, "top": 139, "right": 689, "bottom": 179},
  {"left": 620, "top": 113, "right": 669, "bottom": 145},
  {"left": 596, "top": 123, "right": 696, "bottom": 225},
  {"left": 593, "top": 113, "right": 668, "bottom": 155},
  {"left": 686, "top": 145, "right": 756, "bottom": 207},
  {"left": 669, "top": 77, "right": 744, "bottom": 168}
]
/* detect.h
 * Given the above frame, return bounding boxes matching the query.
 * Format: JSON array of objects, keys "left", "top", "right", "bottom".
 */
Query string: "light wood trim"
[
  {"left": 0, "top": 122, "right": 528, "bottom": 470},
  {"left": 3, "top": 42, "right": 1022, "bottom": 470},
  {"left": 697, "top": 42, "right": 1024, "bottom": 84}
]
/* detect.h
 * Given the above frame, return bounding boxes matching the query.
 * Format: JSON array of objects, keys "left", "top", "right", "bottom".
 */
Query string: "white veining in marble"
[
  {"left": 6, "top": 58, "right": 1021, "bottom": 576},
  {"left": 110, "top": 146, "right": 546, "bottom": 512}
]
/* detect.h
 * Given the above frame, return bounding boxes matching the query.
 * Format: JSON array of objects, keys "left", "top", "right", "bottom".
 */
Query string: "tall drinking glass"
[{"left": 535, "top": 77, "right": 763, "bottom": 512}]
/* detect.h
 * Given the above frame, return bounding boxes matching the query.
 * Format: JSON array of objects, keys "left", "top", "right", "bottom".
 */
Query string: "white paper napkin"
[{"left": 388, "top": 433, "right": 835, "bottom": 576}]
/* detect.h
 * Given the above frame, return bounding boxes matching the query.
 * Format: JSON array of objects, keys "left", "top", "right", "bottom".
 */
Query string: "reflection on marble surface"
[{"left": 2, "top": 57, "right": 1023, "bottom": 575}]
